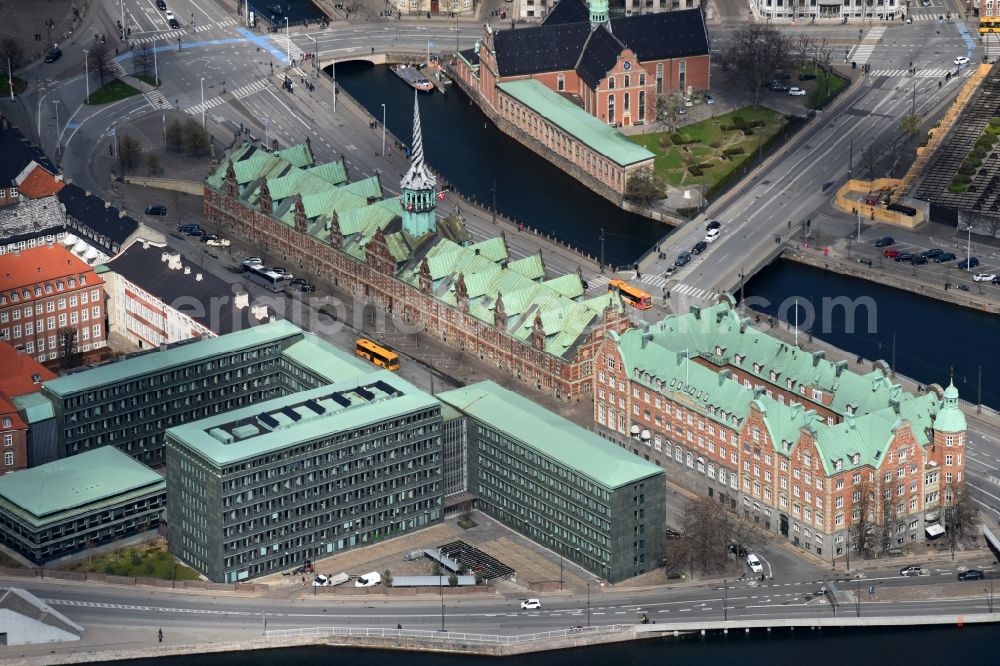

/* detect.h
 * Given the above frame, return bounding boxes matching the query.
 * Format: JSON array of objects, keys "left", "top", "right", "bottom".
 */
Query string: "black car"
[
  {"left": 168, "top": 17, "right": 181, "bottom": 29},
  {"left": 958, "top": 257, "right": 980, "bottom": 269},
  {"left": 874, "top": 236, "right": 894, "bottom": 248},
  {"left": 156, "top": 0, "right": 167, "bottom": 8},
  {"left": 911, "top": 255, "right": 928, "bottom": 265},
  {"left": 675, "top": 251, "right": 692, "bottom": 267},
  {"left": 294, "top": 282, "right": 316, "bottom": 292},
  {"left": 145, "top": 204, "right": 167, "bottom": 216},
  {"left": 201, "top": 234, "right": 219, "bottom": 243},
  {"left": 798, "top": 72, "right": 817, "bottom": 81},
  {"left": 186, "top": 228, "right": 206, "bottom": 237},
  {"left": 44, "top": 48, "right": 62, "bottom": 63},
  {"left": 920, "top": 248, "right": 944, "bottom": 259},
  {"left": 706, "top": 219, "right": 722, "bottom": 231},
  {"left": 896, "top": 252, "right": 914, "bottom": 262},
  {"left": 665, "top": 529, "right": 682, "bottom": 539},
  {"left": 993, "top": 276, "right": 1000, "bottom": 285},
  {"left": 728, "top": 543, "right": 749, "bottom": 557},
  {"left": 691, "top": 241, "right": 708, "bottom": 255},
  {"left": 958, "top": 569, "right": 985, "bottom": 581},
  {"left": 935, "top": 252, "right": 956, "bottom": 263},
  {"left": 178, "top": 223, "right": 201, "bottom": 233}
]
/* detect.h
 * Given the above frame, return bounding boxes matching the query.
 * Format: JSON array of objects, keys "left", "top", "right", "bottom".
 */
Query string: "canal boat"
[{"left": 390, "top": 64, "right": 435, "bottom": 93}]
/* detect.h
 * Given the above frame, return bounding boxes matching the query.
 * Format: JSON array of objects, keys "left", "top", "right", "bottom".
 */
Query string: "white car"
[
  {"left": 205, "top": 238, "right": 230, "bottom": 247},
  {"left": 972, "top": 272, "right": 996, "bottom": 282},
  {"left": 746, "top": 553, "right": 764, "bottom": 574},
  {"left": 165, "top": 9, "right": 175, "bottom": 20},
  {"left": 520, "top": 598, "right": 541, "bottom": 610},
  {"left": 954, "top": 56, "right": 970, "bottom": 66},
  {"left": 313, "top": 574, "right": 332, "bottom": 587},
  {"left": 704, "top": 228, "right": 721, "bottom": 244},
  {"left": 788, "top": 87, "right": 807, "bottom": 97}
]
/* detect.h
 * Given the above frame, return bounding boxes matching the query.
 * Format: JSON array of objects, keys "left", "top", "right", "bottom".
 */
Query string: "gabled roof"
[
  {"left": 575, "top": 24, "right": 624, "bottom": 88},
  {"left": 542, "top": 0, "right": 591, "bottom": 26},
  {"left": 16, "top": 163, "right": 64, "bottom": 199},
  {"left": 437, "top": 381, "right": 664, "bottom": 490},
  {"left": 0, "top": 123, "right": 57, "bottom": 187},
  {"left": 610, "top": 9, "right": 710, "bottom": 62},
  {"left": 57, "top": 184, "right": 139, "bottom": 249},
  {"left": 0, "top": 244, "right": 98, "bottom": 294},
  {"left": 493, "top": 22, "right": 593, "bottom": 78},
  {"left": 0, "top": 342, "right": 55, "bottom": 398}
]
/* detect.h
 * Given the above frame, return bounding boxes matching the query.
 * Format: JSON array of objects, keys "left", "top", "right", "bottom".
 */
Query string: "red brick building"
[
  {"left": 454, "top": 1, "right": 710, "bottom": 128},
  {"left": 205, "top": 120, "right": 630, "bottom": 400},
  {"left": 0, "top": 341, "right": 55, "bottom": 474},
  {"left": 593, "top": 299, "right": 967, "bottom": 562},
  {"left": 0, "top": 245, "right": 106, "bottom": 364}
]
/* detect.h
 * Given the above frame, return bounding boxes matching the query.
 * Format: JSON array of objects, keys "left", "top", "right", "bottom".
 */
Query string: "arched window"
[
  {"left": 638, "top": 90, "right": 646, "bottom": 121},
  {"left": 607, "top": 95, "right": 615, "bottom": 124},
  {"left": 608, "top": 76, "right": 616, "bottom": 90},
  {"left": 557, "top": 73, "right": 565, "bottom": 91}
]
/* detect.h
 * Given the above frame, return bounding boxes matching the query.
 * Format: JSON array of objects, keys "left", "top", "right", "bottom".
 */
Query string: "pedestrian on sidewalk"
[{"left": 158, "top": 628, "right": 163, "bottom": 643}]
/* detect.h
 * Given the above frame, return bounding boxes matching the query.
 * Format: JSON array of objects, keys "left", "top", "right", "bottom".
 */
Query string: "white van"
[{"left": 355, "top": 571, "right": 382, "bottom": 588}]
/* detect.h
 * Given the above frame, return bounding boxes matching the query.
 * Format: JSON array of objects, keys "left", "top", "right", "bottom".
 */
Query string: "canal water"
[
  {"left": 744, "top": 259, "right": 1000, "bottom": 410},
  {"left": 100, "top": 624, "right": 1000, "bottom": 666},
  {"left": 333, "top": 62, "right": 669, "bottom": 265}
]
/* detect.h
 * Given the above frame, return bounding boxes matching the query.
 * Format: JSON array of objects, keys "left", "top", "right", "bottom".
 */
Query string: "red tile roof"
[
  {"left": 0, "top": 244, "right": 100, "bottom": 294},
  {"left": 0, "top": 341, "right": 54, "bottom": 398},
  {"left": 17, "top": 165, "right": 64, "bottom": 198},
  {"left": 0, "top": 394, "right": 28, "bottom": 431}
]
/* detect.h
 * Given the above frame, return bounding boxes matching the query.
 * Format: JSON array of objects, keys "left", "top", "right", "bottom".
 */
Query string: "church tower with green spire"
[
  {"left": 589, "top": 0, "right": 609, "bottom": 29},
  {"left": 400, "top": 91, "right": 438, "bottom": 237}
]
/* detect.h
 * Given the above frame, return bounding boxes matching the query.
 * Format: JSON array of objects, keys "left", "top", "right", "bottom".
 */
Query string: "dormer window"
[
  {"left": 835, "top": 458, "right": 843, "bottom": 470},
  {"left": 786, "top": 378, "right": 794, "bottom": 390},
  {"left": 715, "top": 346, "right": 723, "bottom": 355},
  {"left": 753, "top": 363, "right": 762, "bottom": 373},
  {"left": 21, "top": 289, "right": 29, "bottom": 299},
  {"left": 846, "top": 405, "right": 855, "bottom": 415},
  {"left": 80, "top": 276, "right": 87, "bottom": 285},
  {"left": 851, "top": 453, "right": 860, "bottom": 465},
  {"left": 68, "top": 277, "right": 76, "bottom": 288},
  {"left": 770, "top": 371, "right": 778, "bottom": 382},
  {"left": 734, "top": 354, "right": 744, "bottom": 365},
  {"left": 33, "top": 286, "right": 41, "bottom": 296},
  {"left": 44, "top": 284, "right": 53, "bottom": 294}
]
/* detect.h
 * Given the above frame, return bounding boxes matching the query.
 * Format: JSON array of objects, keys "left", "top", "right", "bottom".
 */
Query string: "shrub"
[
  {"left": 142, "top": 562, "right": 155, "bottom": 575},
  {"left": 948, "top": 182, "right": 969, "bottom": 193},
  {"left": 688, "top": 165, "right": 703, "bottom": 176},
  {"left": 130, "top": 551, "right": 142, "bottom": 566},
  {"left": 986, "top": 125, "right": 1000, "bottom": 136},
  {"left": 709, "top": 138, "right": 722, "bottom": 149},
  {"left": 972, "top": 146, "right": 988, "bottom": 159},
  {"left": 732, "top": 116, "right": 747, "bottom": 129},
  {"left": 676, "top": 206, "right": 700, "bottom": 219},
  {"left": 448, "top": 573, "right": 459, "bottom": 587},
  {"left": 719, "top": 124, "right": 736, "bottom": 131},
  {"left": 990, "top": 117, "right": 1000, "bottom": 127},
  {"left": 952, "top": 173, "right": 972, "bottom": 184},
  {"left": 104, "top": 564, "right": 115, "bottom": 574},
  {"left": 723, "top": 147, "right": 745, "bottom": 157},
  {"left": 975, "top": 135, "right": 996, "bottom": 149},
  {"left": 742, "top": 128, "right": 755, "bottom": 136},
  {"left": 958, "top": 163, "right": 977, "bottom": 176}
]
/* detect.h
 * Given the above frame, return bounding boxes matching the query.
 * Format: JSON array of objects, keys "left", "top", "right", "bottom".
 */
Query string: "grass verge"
[
  {"left": 65, "top": 541, "right": 199, "bottom": 580},
  {"left": 86, "top": 78, "right": 141, "bottom": 105}
]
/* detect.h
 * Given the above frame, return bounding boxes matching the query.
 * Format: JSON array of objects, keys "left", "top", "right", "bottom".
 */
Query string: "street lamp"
[
  {"left": 263, "top": 116, "right": 270, "bottom": 148},
  {"left": 200, "top": 77, "right": 205, "bottom": 127},
  {"left": 311, "top": 34, "right": 318, "bottom": 77},
  {"left": 381, "top": 103, "right": 386, "bottom": 157},
  {"left": 439, "top": 571, "right": 445, "bottom": 632},
  {"left": 723, "top": 579, "right": 728, "bottom": 621},
  {"left": 284, "top": 17, "right": 290, "bottom": 65},
  {"left": 83, "top": 49, "right": 90, "bottom": 104},
  {"left": 153, "top": 39, "right": 158, "bottom": 86},
  {"left": 586, "top": 582, "right": 591, "bottom": 627},
  {"left": 966, "top": 223, "right": 973, "bottom": 273}
]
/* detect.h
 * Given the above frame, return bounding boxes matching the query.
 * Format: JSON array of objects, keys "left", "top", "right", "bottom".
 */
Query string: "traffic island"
[{"left": 85, "top": 79, "right": 141, "bottom": 105}]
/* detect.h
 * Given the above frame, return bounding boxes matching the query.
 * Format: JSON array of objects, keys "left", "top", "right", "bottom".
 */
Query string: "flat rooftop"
[
  {"left": 497, "top": 79, "right": 656, "bottom": 167},
  {"left": 0, "top": 446, "right": 164, "bottom": 527},
  {"left": 167, "top": 371, "right": 440, "bottom": 466},
  {"left": 436, "top": 381, "right": 664, "bottom": 490},
  {"left": 42, "top": 319, "right": 304, "bottom": 396}
]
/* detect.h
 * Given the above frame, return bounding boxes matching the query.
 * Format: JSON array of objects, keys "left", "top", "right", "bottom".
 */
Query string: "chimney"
[
  {"left": 811, "top": 350, "right": 826, "bottom": 367},
  {"left": 889, "top": 397, "right": 901, "bottom": 414},
  {"left": 104, "top": 201, "right": 111, "bottom": 209},
  {"left": 183, "top": 266, "right": 191, "bottom": 275},
  {"left": 234, "top": 292, "right": 249, "bottom": 309},
  {"left": 718, "top": 369, "right": 731, "bottom": 386},
  {"left": 119, "top": 210, "right": 126, "bottom": 219},
  {"left": 142, "top": 240, "right": 150, "bottom": 249},
  {"left": 753, "top": 386, "right": 765, "bottom": 399},
  {"left": 474, "top": 248, "right": 480, "bottom": 255},
  {"left": 251, "top": 304, "right": 268, "bottom": 321},
  {"left": 85, "top": 190, "right": 91, "bottom": 196},
  {"left": 716, "top": 309, "right": 726, "bottom": 323},
  {"left": 834, "top": 359, "right": 848, "bottom": 377},
  {"left": 689, "top": 304, "right": 701, "bottom": 320},
  {"left": 641, "top": 332, "right": 653, "bottom": 348},
  {"left": 196, "top": 273, "right": 203, "bottom": 281}
]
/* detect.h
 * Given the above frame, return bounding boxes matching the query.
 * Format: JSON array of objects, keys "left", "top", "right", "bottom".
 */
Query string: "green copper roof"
[
  {"left": 306, "top": 160, "right": 349, "bottom": 186},
  {"left": 497, "top": 80, "right": 656, "bottom": 167},
  {"left": 275, "top": 144, "right": 315, "bottom": 168},
  {"left": 507, "top": 254, "right": 545, "bottom": 280},
  {"left": 43, "top": 320, "right": 304, "bottom": 396},
  {"left": 341, "top": 175, "right": 383, "bottom": 201},
  {"left": 934, "top": 381, "right": 966, "bottom": 433},
  {"left": 280, "top": 334, "right": 372, "bottom": 383},
  {"left": 167, "top": 371, "right": 438, "bottom": 466},
  {"left": 0, "top": 446, "right": 164, "bottom": 525},
  {"left": 437, "top": 381, "right": 663, "bottom": 490},
  {"left": 10, "top": 392, "right": 55, "bottom": 423},
  {"left": 467, "top": 236, "right": 508, "bottom": 263}
]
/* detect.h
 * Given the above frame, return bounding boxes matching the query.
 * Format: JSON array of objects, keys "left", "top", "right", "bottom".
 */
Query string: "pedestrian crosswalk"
[
  {"left": 143, "top": 88, "right": 172, "bottom": 110},
  {"left": 182, "top": 80, "right": 269, "bottom": 116},
  {"left": 868, "top": 68, "right": 955, "bottom": 78},
  {"left": 639, "top": 273, "right": 668, "bottom": 289},
  {"left": 849, "top": 26, "right": 886, "bottom": 66},
  {"left": 185, "top": 96, "right": 225, "bottom": 117},
  {"left": 907, "top": 12, "right": 944, "bottom": 21},
  {"left": 131, "top": 29, "right": 184, "bottom": 46},
  {"left": 273, "top": 34, "right": 304, "bottom": 62},
  {"left": 108, "top": 59, "right": 128, "bottom": 80},
  {"left": 230, "top": 79, "right": 269, "bottom": 100},
  {"left": 588, "top": 275, "right": 609, "bottom": 288},
  {"left": 669, "top": 283, "right": 710, "bottom": 301}
]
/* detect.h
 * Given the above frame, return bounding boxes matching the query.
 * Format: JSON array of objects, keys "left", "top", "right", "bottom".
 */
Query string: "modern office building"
[
  {"left": 437, "top": 381, "right": 666, "bottom": 583},
  {"left": 593, "top": 299, "right": 968, "bottom": 561},
  {"left": 0, "top": 446, "right": 166, "bottom": 564},
  {"left": 40, "top": 319, "right": 369, "bottom": 466},
  {"left": 165, "top": 371, "right": 443, "bottom": 583}
]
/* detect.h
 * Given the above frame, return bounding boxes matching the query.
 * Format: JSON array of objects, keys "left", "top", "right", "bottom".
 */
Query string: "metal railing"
[{"left": 264, "top": 624, "right": 630, "bottom": 644}]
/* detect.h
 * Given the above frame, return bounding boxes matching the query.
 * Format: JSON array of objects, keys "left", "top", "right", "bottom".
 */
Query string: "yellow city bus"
[
  {"left": 608, "top": 279, "right": 653, "bottom": 310},
  {"left": 355, "top": 338, "right": 400, "bottom": 371},
  {"left": 980, "top": 16, "right": 1000, "bottom": 34}
]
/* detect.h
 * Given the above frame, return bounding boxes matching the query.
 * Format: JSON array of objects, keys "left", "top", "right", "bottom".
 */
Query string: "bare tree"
[
  {"left": 181, "top": 118, "right": 211, "bottom": 157},
  {"left": 119, "top": 134, "right": 142, "bottom": 171},
  {"left": 133, "top": 43, "right": 154, "bottom": 79},
  {"left": 165, "top": 118, "right": 184, "bottom": 152},
  {"left": 656, "top": 92, "right": 686, "bottom": 134},
  {"left": 625, "top": 168, "right": 667, "bottom": 204},
  {"left": 848, "top": 472, "right": 879, "bottom": 558},
  {"left": 0, "top": 38, "right": 26, "bottom": 71},
  {"left": 943, "top": 481, "right": 978, "bottom": 547},
  {"left": 793, "top": 34, "right": 814, "bottom": 70},
  {"left": 859, "top": 141, "right": 882, "bottom": 180},
  {"left": 88, "top": 42, "right": 114, "bottom": 87},
  {"left": 679, "top": 497, "right": 762, "bottom": 576},
  {"left": 723, "top": 24, "right": 791, "bottom": 106},
  {"left": 58, "top": 327, "right": 81, "bottom": 370}
]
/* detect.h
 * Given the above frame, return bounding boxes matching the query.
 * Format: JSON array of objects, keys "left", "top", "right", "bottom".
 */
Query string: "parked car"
[
  {"left": 145, "top": 204, "right": 167, "bottom": 216},
  {"left": 675, "top": 251, "right": 692, "bottom": 267},
  {"left": 920, "top": 248, "right": 944, "bottom": 259},
  {"left": 884, "top": 248, "right": 901, "bottom": 259},
  {"left": 44, "top": 48, "right": 62, "bottom": 63},
  {"left": 662, "top": 266, "right": 676, "bottom": 279},
  {"left": 165, "top": 9, "right": 176, "bottom": 19},
  {"left": 728, "top": 543, "right": 748, "bottom": 557},
  {"left": 665, "top": 528, "right": 682, "bottom": 539},
  {"left": 746, "top": 553, "right": 764, "bottom": 574},
  {"left": 186, "top": 228, "right": 206, "bottom": 237},
  {"left": 156, "top": 0, "right": 167, "bottom": 9},
  {"left": 703, "top": 92, "right": 715, "bottom": 105},
  {"left": 691, "top": 240, "right": 708, "bottom": 255},
  {"left": 788, "top": 87, "right": 807, "bottom": 97},
  {"left": 313, "top": 574, "right": 333, "bottom": 587},
  {"left": 766, "top": 81, "right": 789, "bottom": 92},
  {"left": 899, "top": 565, "right": 923, "bottom": 577},
  {"left": 201, "top": 234, "right": 219, "bottom": 242},
  {"left": 955, "top": 56, "right": 971, "bottom": 66},
  {"left": 706, "top": 219, "right": 722, "bottom": 231},
  {"left": 874, "top": 236, "right": 894, "bottom": 248},
  {"left": 178, "top": 223, "right": 201, "bottom": 233},
  {"left": 993, "top": 276, "right": 1000, "bottom": 285},
  {"left": 896, "top": 252, "right": 914, "bottom": 262},
  {"left": 205, "top": 238, "right": 230, "bottom": 247},
  {"left": 958, "top": 257, "right": 980, "bottom": 269},
  {"left": 355, "top": 571, "right": 382, "bottom": 588},
  {"left": 244, "top": 256, "right": 262, "bottom": 264},
  {"left": 291, "top": 278, "right": 315, "bottom": 292},
  {"left": 683, "top": 97, "right": 694, "bottom": 107},
  {"left": 704, "top": 228, "right": 721, "bottom": 244},
  {"left": 168, "top": 17, "right": 181, "bottom": 28},
  {"left": 520, "top": 598, "right": 542, "bottom": 610},
  {"left": 798, "top": 72, "right": 817, "bottom": 81},
  {"left": 934, "top": 252, "right": 956, "bottom": 263},
  {"left": 958, "top": 569, "right": 985, "bottom": 581},
  {"left": 911, "top": 255, "right": 928, "bottom": 265},
  {"left": 973, "top": 272, "right": 997, "bottom": 282}
]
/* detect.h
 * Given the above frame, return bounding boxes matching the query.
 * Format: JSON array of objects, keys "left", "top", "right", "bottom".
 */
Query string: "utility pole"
[
  {"left": 83, "top": 49, "right": 89, "bottom": 104},
  {"left": 439, "top": 573, "right": 445, "bottom": 632},
  {"left": 491, "top": 180, "right": 497, "bottom": 225},
  {"left": 848, "top": 136, "right": 853, "bottom": 181},
  {"left": 891, "top": 331, "right": 896, "bottom": 378},
  {"left": 587, "top": 582, "right": 591, "bottom": 627},
  {"left": 559, "top": 553, "right": 563, "bottom": 590},
  {"left": 153, "top": 39, "right": 158, "bottom": 86},
  {"left": 285, "top": 17, "right": 290, "bottom": 65},
  {"left": 381, "top": 103, "right": 386, "bottom": 156},
  {"left": 332, "top": 59, "right": 337, "bottom": 113},
  {"left": 723, "top": 579, "right": 728, "bottom": 621},
  {"left": 599, "top": 228, "right": 605, "bottom": 272}
]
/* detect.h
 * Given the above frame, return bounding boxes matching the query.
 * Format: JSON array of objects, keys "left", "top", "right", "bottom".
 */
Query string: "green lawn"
[
  {"left": 86, "top": 78, "right": 141, "bottom": 105},
  {"left": 136, "top": 74, "right": 160, "bottom": 87},
  {"left": 630, "top": 107, "right": 787, "bottom": 189},
  {"left": 800, "top": 65, "right": 847, "bottom": 109},
  {"left": 66, "top": 542, "right": 199, "bottom": 580}
]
